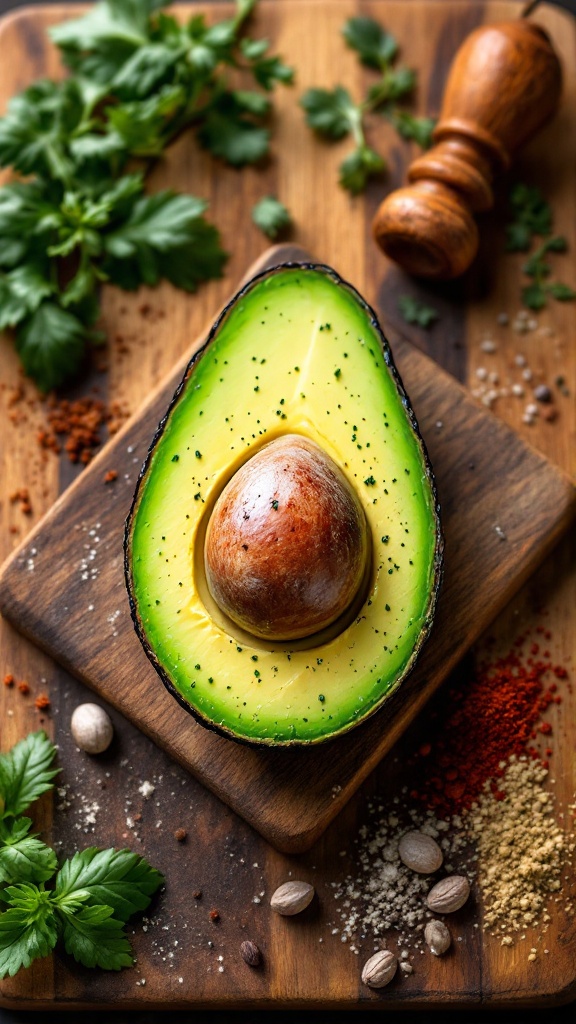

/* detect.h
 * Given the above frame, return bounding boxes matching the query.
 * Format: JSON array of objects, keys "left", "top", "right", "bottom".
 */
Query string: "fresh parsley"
[
  {"left": 300, "top": 15, "right": 435, "bottom": 194},
  {"left": 398, "top": 295, "right": 439, "bottom": 329},
  {"left": 505, "top": 183, "right": 576, "bottom": 310},
  {"left": 0, "top": 0, "right": 293, "bottom": 390},
  {"left": 0, "top": 731, "right": 164, "bottom": 978},
  {"left": 252, "top": 196, "right": 292, "bottom": 239}
]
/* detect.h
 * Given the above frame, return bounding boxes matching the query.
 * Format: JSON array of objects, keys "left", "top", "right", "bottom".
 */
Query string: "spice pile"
[{"left": 329, "top": 632, "right": 574, "bottom": 964}]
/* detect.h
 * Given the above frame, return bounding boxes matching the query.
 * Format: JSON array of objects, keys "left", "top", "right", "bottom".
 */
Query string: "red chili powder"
[{"left": 410, "top": 644, "right": 567, "bottom": 817}]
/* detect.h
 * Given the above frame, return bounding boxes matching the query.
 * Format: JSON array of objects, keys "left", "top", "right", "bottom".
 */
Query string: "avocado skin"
[{"left": 124, "top": 262, "right": 443, "bottom": 747}]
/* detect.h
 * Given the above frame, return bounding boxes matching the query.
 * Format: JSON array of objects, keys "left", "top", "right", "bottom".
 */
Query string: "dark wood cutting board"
[
  {"left": 1, "top": 241, "right": 574, "bottom": 852},
  {"left": 1, "top": 0, "right": 576, "bottom": 1011}
]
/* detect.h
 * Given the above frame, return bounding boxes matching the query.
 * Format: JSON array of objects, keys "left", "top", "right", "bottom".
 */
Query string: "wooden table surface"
[{"left": 0, "top": 0, "right": 575, "bottom": 1015}]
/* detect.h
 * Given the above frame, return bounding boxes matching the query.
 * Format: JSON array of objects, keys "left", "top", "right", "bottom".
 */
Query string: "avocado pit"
[{"left": 204, "top": 434, "right": 370, "bottom": 641}]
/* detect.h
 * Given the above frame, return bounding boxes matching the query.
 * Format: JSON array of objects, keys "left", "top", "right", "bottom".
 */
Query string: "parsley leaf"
[
  {"left": 55, "top": 847, "right": 164, "bottom": 923},
  {"left": 0, "top": 888, "right": 58, "bottom": 979},
  {"left": 0, "top": 818, "right": 58, "bottom": 885},
  {"left": 0, "top": 731, "right": 59, "bottom": 819},
  {"left": 302, "top": 15, "right": 431, "bottom": 194},
  {"left": 0, "top": 0, "right": 291, "bottom": 389},
  {"left": 59, "top": 904, "right": 133, "bottom": 971},
  {"left": 197, "top": 92, "right": 270, "bottom": 166},
  {"left": 15, "top": 303, "right": 88, "bottom": 393},
  {"left": 390, "top": 110, "right": 435, "bottom": 148},
  {"left": 339, "top": 146, "right": 385, "bottom": 195},
  {"left": 548, "top": 281, "right": 576, "bottom": 301},
  {"left": 300, "top": 86, "right": 357, "bottom": 140},
  {"left": 252, "top": 196, "right": 292, "bottom": 238},
  {"left": 342, "top": 16, "right": 398, "bottom": 69},
  {"left": 398, "top": 294, "right": 439, "bottom": 328},
  {"left": 506, "top": 184, "right": 575, "bottom": 310},
  {"left": 102, "top": 192, "right": 226, "bottom": 290},
  {"left": 506, "top": 183, "right": 552, "bottom": 250}
]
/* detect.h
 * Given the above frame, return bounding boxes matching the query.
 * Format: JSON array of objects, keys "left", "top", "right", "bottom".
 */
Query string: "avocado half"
[{"left": 125, "top": 264, "right": 443, "bottom": 746}]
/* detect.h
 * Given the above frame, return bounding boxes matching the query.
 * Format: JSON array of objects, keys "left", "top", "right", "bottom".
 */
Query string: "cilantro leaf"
[
  {"left": 16, "top": 303, "right": 88, "bottom": 393},
  {"left": 506, "top": 183, "right": 552, "bottom": 250},
  {"left": 55, "top": 847, "right": 164, "bottom": 923},
  {"left": 0, "top": 818, "right": 58, "bottom": 885},
  {"left": 105, "top": 85, "right": 187, "bottom": 157},
  {"left": 342, "top": 16, "right": 398, "bottom": 69},
  {"left": 300, "top": 86, "right": 357, "bottom": 140},
  {"left": 111, "top": 42, "right": 179, "bottom": 100},
  {"left": 240, "top": 40, "right": 294, "bottom": 90},
  {"left": 252, "top": 196, "right": 292, "bottom": 239},
  {"left": 521, "top": 282, "right": 547, "bottom": 310},
  {"left": 0, "top": 732, "right": 59, "bottom": 819},
  {"left": 197, "top": 93, "right": 270, "bottom": 166},
  {"left": 0, "top": 265, "right": 53, "bottom": 332},
  {"left": 398, "top": 294, "right": 439, "bottom": 328},
  {"left": 50, "top": 0, "right": 162, "bottom": 84},
  {"left": 339, "top": 146, "right": 385, "bottom": 195},
  {"left": 505, "top": 221, "right": 533, "bottom": 253},
  {"left": 548, "top": 281, "right": 576, "bottom": 301},
  {"left": 0, "top": 891, "right": 58, "bottom": 978},
  {"left": 102, "top": 191, "right": 226, "bottom": 290},
  {"left": 58, "top": 903, "right": 133, "bottom": 971},
  {"left": 0, "top": 79, "right": 81, "bottom": 181},
  {"left": 390, "top": 110, "right": 435, "bottom": 148}
]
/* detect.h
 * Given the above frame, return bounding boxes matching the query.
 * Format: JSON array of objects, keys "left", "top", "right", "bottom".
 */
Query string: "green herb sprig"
[
  {"left": 0, "top": 731, "right": 163, "bottom": 978},
  {"left": 252, "top": 196, "right": 292, "bottom": 239},
  {"left": 0, "top": 0, "right": 293, "bottom": 391},
  {"left": 398, "top": 295, "right": 439, "bottom": 329},
  {"left": 505, "top": 183, "right": 576, "bottom": 310},
  {"left": 300, "top": 16, "right": 435, "bottom": 194}
]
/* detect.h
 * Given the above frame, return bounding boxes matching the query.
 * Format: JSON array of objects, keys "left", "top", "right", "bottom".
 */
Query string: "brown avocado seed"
[{"left": 204, "top": 435, "right": 370, "bottom": 641}]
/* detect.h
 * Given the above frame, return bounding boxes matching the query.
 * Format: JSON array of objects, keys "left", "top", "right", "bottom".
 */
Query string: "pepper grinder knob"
[{"left": 372, "top": 20, "right": 562, "bottom": 280}]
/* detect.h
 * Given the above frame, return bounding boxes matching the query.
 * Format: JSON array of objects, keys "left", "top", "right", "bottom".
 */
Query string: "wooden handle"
[{"left": 373, "top": 20, "right": 562, "bottom": 280}]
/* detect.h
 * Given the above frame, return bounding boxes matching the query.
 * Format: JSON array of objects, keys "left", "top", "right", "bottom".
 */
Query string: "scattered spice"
[
  {"left": 174, "top": 828, "right": 187, "bottom": 842},
  {"left": 409, "top": 646, "right": 563, "bottom": 816},
  {"left": 10, "top": 488, "right": 32, "bottom": 515},
  {"left": 209, "top": 908, "right": 220, "bottom": 922},
  {"left": 329, "top": 632, "right": 572, "bottom": 961},
  {"left": 34, "top": 693, "right": 51, "bottom": 711},
  {"left": 104, "top": 470, "right": 118, "bottom": 484},
  {"left": 193, "top": 890, "right": 202, "bottom": 900},
  {"left": 17, "top": 681, "right": 30, "bottom": 694},
  {"left": 3, "top": 674, "right": 14, "bottom": 687}
]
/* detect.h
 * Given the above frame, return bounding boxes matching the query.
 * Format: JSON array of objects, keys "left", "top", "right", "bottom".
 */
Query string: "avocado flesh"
[{"left": 126, "top": 265, "right": 442, "bottom": 745}]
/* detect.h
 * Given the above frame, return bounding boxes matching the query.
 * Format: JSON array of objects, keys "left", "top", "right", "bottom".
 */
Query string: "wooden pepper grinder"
[{"left": 372, "top": 19, "right": 562, "bottom": 279}]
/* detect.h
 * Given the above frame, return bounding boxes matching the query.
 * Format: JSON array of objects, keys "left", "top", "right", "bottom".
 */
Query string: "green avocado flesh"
[{"left": 126, "top": 265, "right": 442, "bottom": 745}]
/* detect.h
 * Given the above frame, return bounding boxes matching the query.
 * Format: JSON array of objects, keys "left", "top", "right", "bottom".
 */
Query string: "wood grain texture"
[
  {"left": 0, "top": 0, "right": 575, "bottom": 1010},
  {"left": 1, "top": 239, "right": 575, "bottom": 854}
]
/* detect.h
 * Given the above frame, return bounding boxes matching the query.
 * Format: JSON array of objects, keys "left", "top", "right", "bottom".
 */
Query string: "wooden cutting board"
[
  {"left": 1, "top": 237, "right": 574, "bottom": 852},
  {"left": 1, "top": 0, "right": 576, "bottom": 1010}
]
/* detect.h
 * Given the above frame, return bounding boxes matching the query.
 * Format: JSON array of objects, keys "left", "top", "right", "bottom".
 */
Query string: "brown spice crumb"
[
  {"left": 542, "top": 407, "right": 558, "bottom": 423},
  {"left": 34, "top": 693, "right": 50, "bottom": 711},
  {"left": 209, "top": 908, "right": 220, "bottom": 922},
  {"left": 3, "top": 673, "right": 14, "bottom": 687},
  {"left": 174, "top": 828, "right": 187, "bottom": 842},
  {"left": 133, "top": 812, "right": 142, "bottom": 822},
  {"left": 193, "top": 890, "right": 202, "bottom": 899},
  {"left": 18, "top": 681, "right": 30, "bottom": 694},
  {"left": 104, "top": 470, "right": 118, "bottom": 484}
]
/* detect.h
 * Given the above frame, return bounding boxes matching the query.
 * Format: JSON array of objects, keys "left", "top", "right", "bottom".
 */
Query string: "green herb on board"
[
  {"left": 0, "top": 731, "right": 163, "bottom": 978},
  {"left": 505, "top": 184, "right": 576, "bottom": 310},
  {"left": 252, "top": 196, "right": 292, "bottom": 239},
  {"left": 0, "top": 0, "right": 293, "bottom": 391},
  {"left": 398, "top": 295, "right": 439, "bottom": 328},
  {"left": 300, "top": 16, "right": 435, "bottom": 194}
]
